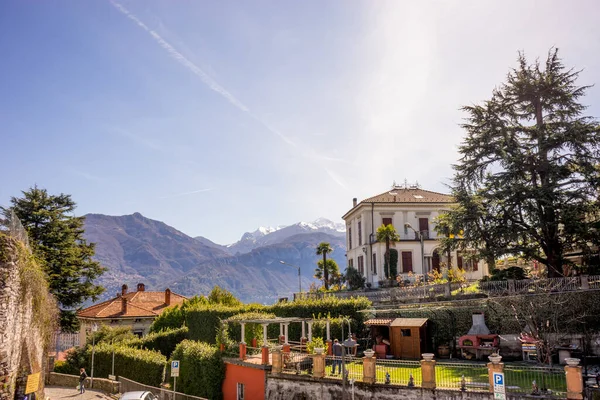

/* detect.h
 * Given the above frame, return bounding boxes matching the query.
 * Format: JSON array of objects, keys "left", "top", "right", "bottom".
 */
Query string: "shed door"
[{"left": 400, "top": 328, "right": 420, "bottom": 359}]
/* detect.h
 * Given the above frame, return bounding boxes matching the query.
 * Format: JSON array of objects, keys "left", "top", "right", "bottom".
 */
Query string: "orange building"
[{"left": 222, "top": 361, "right": 268, "bottom": 400}]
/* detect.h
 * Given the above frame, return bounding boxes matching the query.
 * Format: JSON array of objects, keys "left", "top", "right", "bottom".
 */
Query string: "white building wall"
[{"left": 344, "top": 204, "right": 488, "bottom": 287}]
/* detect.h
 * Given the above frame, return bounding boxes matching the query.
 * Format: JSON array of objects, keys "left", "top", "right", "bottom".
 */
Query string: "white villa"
[{"left": 342, "top": 183, "right": 488, "bottom": 287}]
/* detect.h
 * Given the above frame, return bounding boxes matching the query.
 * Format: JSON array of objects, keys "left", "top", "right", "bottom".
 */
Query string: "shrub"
[
  {"left": 345, "top": 266, "right": 366, "bottom": 290},
  {"left": 52, "top": 360, "right": 78, "bottom": 375},
  {"left": 87, "top": 325, "right": 137, "bottom": 346},
  {"left": 91, "top": 343, "right": 166, "bottom": 386},
  {"left": 150, "top": 296, "right": 209, "bottom": 333},
  {"left": 170, "top": 340, "right": 225, "bottom": 400},
  {"left": 125, "top": 326, "right": 189, "bottom": 358}
]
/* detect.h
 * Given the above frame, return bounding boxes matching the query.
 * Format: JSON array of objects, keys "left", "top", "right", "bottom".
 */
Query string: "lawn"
[{"left": 320, "top": 359, "right": 566, "bottom": 395}]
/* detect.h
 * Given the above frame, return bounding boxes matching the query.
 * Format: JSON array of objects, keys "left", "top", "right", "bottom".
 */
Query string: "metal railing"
[
  {"left": 324, "top": 356, "right": 363, "bottom": 382},
  {"left": 281, "top": 351, "right": 312, "bottom": 375},
  {"left": 478, "top": 280, "right": 509, "bottom": 293},
  {"left": 376, "top": 359, "right": 421, "bottom": 386},
  {"left": 436, "top": 361, "right": 489, "bottom": 391},
  {"left": 504, "top": 364, "right": 566, "bottom": 396},
  {"left": 589, "top": 275, "right": 600, "bottom": 289},
  {"left": 118, "top": 376, "right": 208, "bottom": 400}
]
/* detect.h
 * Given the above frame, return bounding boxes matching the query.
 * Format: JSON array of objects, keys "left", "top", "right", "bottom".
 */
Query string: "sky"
[{"left": 1, "top": 1, "right": 600, "bottom": 245}]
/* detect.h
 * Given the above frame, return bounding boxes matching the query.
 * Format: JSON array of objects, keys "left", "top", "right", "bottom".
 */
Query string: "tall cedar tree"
[
  {"left": 5, "top": 187, "right": 106, "bottom": 331},
  {"left": 316, "top": 242, "right": 333, "bottom": 290},
  {"left": 452, "top": 49, "right": 600, "bottom": 277}
]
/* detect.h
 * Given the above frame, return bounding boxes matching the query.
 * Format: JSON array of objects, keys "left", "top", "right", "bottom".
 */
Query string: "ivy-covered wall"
[{"left": 0, "top": 234, "right": 58, "bottom": 400}]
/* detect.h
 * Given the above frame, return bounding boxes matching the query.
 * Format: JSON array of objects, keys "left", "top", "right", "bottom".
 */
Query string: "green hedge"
[
  {"left": 125, "top": 326, "right": 189, "bottom": 358},
  {"left": 184, "top": 297, "right": 371, "bottom": 344},
  {"left": 170, "top": 340, "right": 225, "bottom": 400},
  {"left": 90, "top": 343, "right": 166, "bottom": 386}
]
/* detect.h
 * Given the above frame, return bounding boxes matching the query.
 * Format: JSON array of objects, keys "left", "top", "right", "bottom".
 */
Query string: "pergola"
[{"left": 222, "top": 317, "right": 334, "bottom": 347}]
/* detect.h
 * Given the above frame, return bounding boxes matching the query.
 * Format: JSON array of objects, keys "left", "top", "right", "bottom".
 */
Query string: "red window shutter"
[{"left": 401, "top": 251, "right": 413, "bottom": 273}]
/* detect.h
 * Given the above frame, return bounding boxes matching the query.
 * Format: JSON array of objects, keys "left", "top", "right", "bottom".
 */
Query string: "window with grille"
[{"left": 237, "top": 383, "right": 244, "bottom": 400}]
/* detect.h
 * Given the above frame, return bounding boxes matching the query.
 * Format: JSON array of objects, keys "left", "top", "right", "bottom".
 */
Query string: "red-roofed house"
[
  {"left": 342, "top": 183, "right": 488, "bottom": 287},
  {"left": 76, "top": 283, "right": 187, "bottom": 344}
]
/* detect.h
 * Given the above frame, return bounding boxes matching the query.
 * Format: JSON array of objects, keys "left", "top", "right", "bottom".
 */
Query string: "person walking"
[
  {"left": 79, "top": 368, "right": 87, "bottom": 394},
  {"left": 332, "top": 339, "right": 343, "bottom": 375}
]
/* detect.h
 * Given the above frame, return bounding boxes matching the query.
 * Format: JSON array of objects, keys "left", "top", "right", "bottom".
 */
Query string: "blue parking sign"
[{"left": 493, "top": 372, "right": 505, "bottom": 396}]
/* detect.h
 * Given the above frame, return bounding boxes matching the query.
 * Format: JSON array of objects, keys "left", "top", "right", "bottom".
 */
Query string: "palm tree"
[
  {"left": 316, "top": 242, "right": 333, "bottom": 290},
  {"left": 376, "top": 224, "right": 400, "bottom": 281}
]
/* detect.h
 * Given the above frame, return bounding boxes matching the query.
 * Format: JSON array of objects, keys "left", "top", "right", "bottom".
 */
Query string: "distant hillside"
[{"left": 84, "top": 213, "right": 346, "bottom": 303}]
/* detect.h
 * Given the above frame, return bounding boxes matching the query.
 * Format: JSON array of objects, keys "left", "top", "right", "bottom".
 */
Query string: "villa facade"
[{"left": 342, "top": 184, "right": 488, "bottom": 287}]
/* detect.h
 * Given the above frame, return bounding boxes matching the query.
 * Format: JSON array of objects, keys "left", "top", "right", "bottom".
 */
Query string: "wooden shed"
[{"left": 365, "top": 317, "right": 428, "bottom": 359}]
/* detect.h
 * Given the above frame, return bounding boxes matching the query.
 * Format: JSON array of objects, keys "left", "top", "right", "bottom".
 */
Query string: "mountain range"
[{"left": 83, "top": 213, "right": 346, "bottom": 304}]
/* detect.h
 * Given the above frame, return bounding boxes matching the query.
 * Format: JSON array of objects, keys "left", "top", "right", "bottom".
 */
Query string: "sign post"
[
  {"left": 493, "top": 372, "right": 506, "bottom": 400},
  {"left": 25, "top": 372, "right": 41, "bottom": 395},
  {"left": 171, "top": 360, "right": 180, "bottom": 394}
]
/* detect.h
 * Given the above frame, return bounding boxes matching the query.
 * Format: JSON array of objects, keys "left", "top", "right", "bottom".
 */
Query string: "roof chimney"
[
  {"left": 352, "top": 198, "right": 357, "bottom": 207},
  {"left": 137, "top": 283, "right": 145, "bottom": 292},
  {"left": 165, "top": 288, "right": 171, "bottom": 306},
  {"left": 121, "top": 297, "right": 128, "bottom": 314},
  {"left": 467, "top": 313, "right": 491, "bottom": 335},
  {"left": 121, "top": 284, "right": 128, "bottom": 296}
]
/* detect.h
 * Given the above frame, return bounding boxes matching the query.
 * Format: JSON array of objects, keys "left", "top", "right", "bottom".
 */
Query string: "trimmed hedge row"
[
  {"left": 125, "top": 326, "right": 189, "bottom": 358},
  {"left": 178, "top": 296, "right": 372, "bottom": 344},
  {"left": 170, "top": 340, "right": 225, "bottom": 400},
  {"left": 90, "top": 343, "right": 166, "bottom": 387}
]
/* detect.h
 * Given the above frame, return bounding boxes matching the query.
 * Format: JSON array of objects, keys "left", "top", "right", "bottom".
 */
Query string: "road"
[{"left": 45, "top": 386, "right": 114, "bottom": 400}]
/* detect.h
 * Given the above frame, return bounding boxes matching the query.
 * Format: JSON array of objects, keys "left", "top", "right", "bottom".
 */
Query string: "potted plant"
[
  {"left": 307, "top": 337, "right": 326, "bottom": 355},
  {"left": 488, "top": 352, "right": 502, "bottom": 364}
]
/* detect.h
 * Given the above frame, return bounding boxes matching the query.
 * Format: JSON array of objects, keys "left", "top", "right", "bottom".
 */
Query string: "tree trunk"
[
  {"left": 486, "top": 254, "right": 495, "bottom": 274},
  {"left": 545, "top": 250, "right": 563, "bottom": 278},
  {"left": 323, "top": 253, "right": 329, "bottom": 290},
  {"left": 386, "top": 239, "right": 391, "bottom": 280}
]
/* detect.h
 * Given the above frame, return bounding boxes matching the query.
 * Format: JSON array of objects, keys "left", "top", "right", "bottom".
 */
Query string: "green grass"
[{"left": 320, "top": 360, "right": 566, "bottom": 394}]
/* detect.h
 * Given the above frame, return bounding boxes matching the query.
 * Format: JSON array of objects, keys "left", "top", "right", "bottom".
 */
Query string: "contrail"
[
  {"left": 159, "top": 188, "right": 212, "bottom": 199},
  {"left": 110, "top": 0, "right": 296, "bottom": 147}
]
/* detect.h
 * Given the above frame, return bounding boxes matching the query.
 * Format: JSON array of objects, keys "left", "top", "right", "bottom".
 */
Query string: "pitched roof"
[
  {"left": 77, "top": 290, "right": 187, "bottom": 319},
  {"left": 364, "top": 318, "right": 394, "bottom": 326},
  {"left": 361, "top": 188, "right": 453, "bottom": 204},
  {"left": 390, "top": 318, "right": 428, "bottom": 327}
]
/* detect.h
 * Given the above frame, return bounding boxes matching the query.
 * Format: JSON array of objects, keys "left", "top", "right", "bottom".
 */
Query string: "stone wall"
[
  {"left": 265, "top": 375, "right": 554, "bottom": 400},
  {"left": 46, "top": 373, "right": 120, "bottom": 394},
  {"left": 0, "top": 236, "right": 55, "bottom": 400}
]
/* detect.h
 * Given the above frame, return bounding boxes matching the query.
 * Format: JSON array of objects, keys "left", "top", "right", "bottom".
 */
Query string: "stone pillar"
[
  {"left": 262, "top": 323, "right": 269, "bottom": 347},
  {"left": 261, "top": 346, "right": 270, "bottom": 365},
  {"left": 487, "top": 362, "right": 504, "bottom": 393},
  {"left": 279, "top": 323, "right": 284, "bottom": 344},
  {"left": 421, "top": 360, "right": 436, "bottom": 389},
  {"left": 301, "top": 320, "right": 306, "bottom": 341},
  {"left": 283, "top": 323, "right": 290, "bottom": 344},
  {"left": 271, "top": 349, "right": 283, "bottom": 375},
  {"left": 326, "top": 319, "right": 331, "bottom": 341},
  {"left": 251, "top": 337, "right": 257, "bottom": 348},
  {"left": 363, "top": 355, "right": 376, "bottom": 384},
  {"left": 565, "top": 365, "right": 583, "bottom": 400},
  {"left": 581, "top": 275, "right": 589, "bottom": 290},
  {"left": 239, "top": 342, "right": 247, "bottom": 361},
  {"left": 307, "top": 321, "right": 313, "bottom": 342},
  {"left": 312, "top": 354, "right": 326, "bottom": 379},
  {"left": 301, "top": 337, "right": 307, "bottom": 351},
  {"left": 240, "top": 323, "right": 246, "bottom": 344}
]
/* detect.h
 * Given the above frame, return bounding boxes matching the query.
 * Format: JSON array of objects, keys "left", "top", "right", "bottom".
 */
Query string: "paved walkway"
[{"left": 45, "top": 386, "right": 113, "bottom": 400}]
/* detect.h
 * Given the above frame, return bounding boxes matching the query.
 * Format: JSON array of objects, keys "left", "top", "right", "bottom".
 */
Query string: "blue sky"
[{"left": 1, "top": 1, "right": 600, "bottom": 245}]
